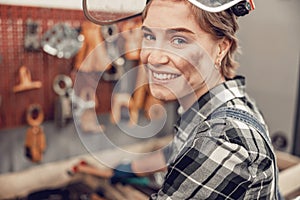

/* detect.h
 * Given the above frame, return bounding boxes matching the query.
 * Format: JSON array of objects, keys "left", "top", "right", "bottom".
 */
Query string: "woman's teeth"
[{"left": 152, "top": 71, "right": 180, "bottom": 80}]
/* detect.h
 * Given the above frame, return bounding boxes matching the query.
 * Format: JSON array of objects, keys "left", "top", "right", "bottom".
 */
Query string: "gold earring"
[{"left": 214, "top": 59, "right": 222, "bottom": 70}]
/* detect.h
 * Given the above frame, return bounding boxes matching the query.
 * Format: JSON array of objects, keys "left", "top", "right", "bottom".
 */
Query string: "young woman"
[
  {"left": 80, "top": 0, "right": 281, "bottom": 199},
  {"left": 110, "top": 0, "right": 281, "bottom": 199}
]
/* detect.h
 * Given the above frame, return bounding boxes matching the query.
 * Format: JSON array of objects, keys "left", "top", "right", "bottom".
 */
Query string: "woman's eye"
[
  {"left": 172, "top": 37, "right": 187, "bottom": 46},
  {"left": 143, "top": 33, "right": 155, "bottom": 41}
]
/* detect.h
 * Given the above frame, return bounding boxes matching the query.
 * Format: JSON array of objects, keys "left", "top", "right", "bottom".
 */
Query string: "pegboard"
[{"left": 0, "top": 5, "right": 112, "bottom": 129}]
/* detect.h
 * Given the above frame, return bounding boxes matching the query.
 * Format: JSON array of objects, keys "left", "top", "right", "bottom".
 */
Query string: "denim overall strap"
[
  {"left": 211, "top": 107, "right": 282, "bottom": 200},
  {"left": 211, "top": 107, "right": 269, "bottom": 142}
]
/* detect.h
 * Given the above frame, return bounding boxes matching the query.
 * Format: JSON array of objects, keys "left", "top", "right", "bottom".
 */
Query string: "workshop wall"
[{"left": 0, "top": 5, "right": 112, "bottom": 129}]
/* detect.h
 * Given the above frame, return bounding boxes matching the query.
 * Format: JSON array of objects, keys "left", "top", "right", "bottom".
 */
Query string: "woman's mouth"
[
  {"left": 152, "top": 71, "right": 180, "bottom": 80},
  {"left": 145, "top": 64, "right": 181, "bottom": 82}
]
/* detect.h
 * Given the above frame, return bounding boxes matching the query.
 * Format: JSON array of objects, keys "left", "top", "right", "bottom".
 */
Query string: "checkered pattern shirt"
[{"left": 152, "top": 76, "right": 278, "bottom": 199}]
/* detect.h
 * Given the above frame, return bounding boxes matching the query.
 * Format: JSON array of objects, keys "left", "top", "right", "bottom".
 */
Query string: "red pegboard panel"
[{"left": 0, "top": 5, "right": 113, "bottom": 129}]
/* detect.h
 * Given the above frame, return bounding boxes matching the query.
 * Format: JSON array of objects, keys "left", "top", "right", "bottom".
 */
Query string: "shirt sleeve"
[{"left": 151, "top": 135, "right": 255, "bottom": 200}]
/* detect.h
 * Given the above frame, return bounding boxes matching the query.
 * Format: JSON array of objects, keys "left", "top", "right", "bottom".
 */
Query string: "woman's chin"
[{"left": 150, "top": 87, "right": 176, "bottom": 101}]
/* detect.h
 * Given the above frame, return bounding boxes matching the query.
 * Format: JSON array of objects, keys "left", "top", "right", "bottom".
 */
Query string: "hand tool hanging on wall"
[
  {"left": 121, "top": 18, "right": 142, "bottom": 61},
  {"left": 24, "top": 19, "right": 40, "bottom": 52},
  {"left": 41, "top": 23, "right": 83, "bottom": 59},
  {"left": 53, "top": 74, "right": 73, "bottom": 127},
  {"left": 107, "top": 20, "right": 142, "bottom": 125},
  {"left": 101, "top": 24, "right": 125, "bottom": 81},
  {"left": 13, "top": 65, "right": 42, "bottom": 93},
  {"left": 110, "top": 93, "right": 138, "bottom": 126},
  {"left": 24, "top": 104, "right": 46, "bottom": 163},
  {"left": 72, "top": 87, "right": 105, "bottom": 133},
  {"left": 74, "top": 21, "right": 111, "bottom": 72}
]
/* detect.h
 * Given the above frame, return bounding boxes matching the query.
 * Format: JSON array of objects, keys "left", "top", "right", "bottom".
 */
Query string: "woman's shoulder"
[{"left": 194, "top": 102, "right": 271, "bottom": 158}]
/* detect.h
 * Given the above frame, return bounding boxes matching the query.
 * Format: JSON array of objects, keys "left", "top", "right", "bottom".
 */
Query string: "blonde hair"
[{"left": 143, "top": 0, "right": 240, "bottom": 79}]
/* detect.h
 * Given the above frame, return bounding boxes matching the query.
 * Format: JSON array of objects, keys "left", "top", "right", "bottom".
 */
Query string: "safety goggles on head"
[
  {"left": 189, "top": 0, "right": 255, "bottom": 15},
  {"left": 82, "top": 0, "right": 255, "bottom": 25}
]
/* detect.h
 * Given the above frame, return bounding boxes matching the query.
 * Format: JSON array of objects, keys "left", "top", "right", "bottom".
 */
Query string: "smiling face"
[{"left": 140, "top": 0, "right": 227, "bottom": 110}]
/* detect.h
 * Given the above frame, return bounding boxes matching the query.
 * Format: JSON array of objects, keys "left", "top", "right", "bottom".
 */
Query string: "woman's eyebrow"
[
  {"left": 166, "top": 27, "right": 195, "bottom": 35},
  {"left": 142, "top": 26, "right": 195, "bottom": 35},
  {"left": 141, "top": 25, "right": 153, "bottom": 33}
]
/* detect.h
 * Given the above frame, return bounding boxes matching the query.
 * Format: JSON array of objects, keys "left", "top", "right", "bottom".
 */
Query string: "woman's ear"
[{"left": 217, "top": 38, "right": 231, "bottom": 60}]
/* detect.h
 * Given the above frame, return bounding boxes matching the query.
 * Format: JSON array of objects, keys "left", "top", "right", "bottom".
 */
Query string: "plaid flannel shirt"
[{"left": 152, "top": 76, "right": 278, "bottom": 199}]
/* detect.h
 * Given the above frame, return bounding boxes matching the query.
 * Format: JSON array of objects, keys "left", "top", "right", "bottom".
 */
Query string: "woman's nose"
[{"left": 147, "top": 48, "right": 169, "bottom": 65}]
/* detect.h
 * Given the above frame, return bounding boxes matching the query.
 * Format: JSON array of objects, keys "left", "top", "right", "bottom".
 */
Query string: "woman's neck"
[{"left": 179, "top": 75, "right": 225, "bottom": 113}]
